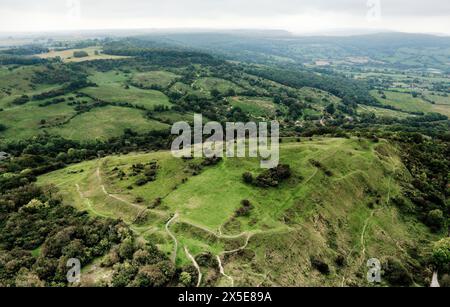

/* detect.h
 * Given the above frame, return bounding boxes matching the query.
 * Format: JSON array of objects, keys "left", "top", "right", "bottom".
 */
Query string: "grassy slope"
[
  {"left": 0, "top": 70, "right": 174, "bottom": 141},
  {"left": 81, "top": 85, "right": 171, "bottom": 109},
  {"left": 193, "top": 77, "right": 245, "bottom": 96},
  {"left": 0, "top": 100, "right": 169, "bottom": 142},
  {"left": 37, "top": 137, "right": 436, "bottom": 286},
  {"left": 229, "top": 96, "right": 277, "bottom": 118},
  {"left": 357, "top": 105, "right": 413, "bottom": 119},
  {"left": 48, "top": 106, "right": 169, "bottom": 141},
  {"left": 0, "top": 66, "right": 62, "bottom": 110},
  {"left": 371, "top": 90, "right": 450, "bottom": 117},
  {"left": 132, "top": 71, "right": 180, "bottom": 88},
  {"left": 372, "top": 90, "right": 433, "bottom": 113},
  {"left": 0, "top": 99, "right": 77, "bottom": 140},
  {"left": 84, "top": 70, "right": 172, "bottom": 108}
]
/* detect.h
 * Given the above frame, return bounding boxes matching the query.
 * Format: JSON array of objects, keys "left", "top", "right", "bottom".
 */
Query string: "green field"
[
  {"left": 38, "top": 138, "right": 434, "bottom": 286},
  {"left": 48, "top": 106, "right": 170, "bottom": 141},
  {"left": 229, "top": 96, "right": 278, "bottom": 118},
  {"left": 88, "top": 70, "right": 130, "bottom": 86},
  {"left": 169, "top": 82, "right": 206, "bottom": 98},
  {"left": 371, "top": 90, "right": 450, "bottom": 117},
  {"left": 81, "top": 84, "right": 171, "bottom": 109},
  {"left": 0, "top": 99, "right": 170, "bottom": 141},
  {"left": 0, "top": 66, "right": 63, "bottom": 110},
  {"left": 357, "top": 105, "right": 413, "bottom": 119},
  {"left": 0, "top": 99, "right": 77, "bottom": 139},
  {"left": 423, "top": 92, "right": 450, "bottom": 105},
  {"left": 298, "top": 87, "right": 342, "bottom": 106},
  {"left": 193, "top": 77, "right": 244, "bottom": 95},
  {"left": 132, "top": 71, "right": 180, "bottom": 88},
  {"left": 36, "top": 46, "right": 128, "bottom": 63}
]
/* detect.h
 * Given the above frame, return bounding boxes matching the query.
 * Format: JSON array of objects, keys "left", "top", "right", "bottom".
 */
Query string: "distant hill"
[{"left": 135, "top": 32, "right": 450, "bottom": 70}]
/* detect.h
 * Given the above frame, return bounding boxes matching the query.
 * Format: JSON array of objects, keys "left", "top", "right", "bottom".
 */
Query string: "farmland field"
[
  {"left": 0, "top": 99, "right": 76, "bottom": 140},
  {"left": 47, "top": 106, "right": 170, "bottom": 141},
  {"left": 357, "top": 105, "right": 413, "bottom": 119},
  {"left": 193, "top": 77, "right": 245, "bottom": 96},
  {"left": 36, "top": 47, "right": 129, "bottom": 62},
  {"left": 371, "top": 90, "right": 450, "bottom": 116},
  {"left": 132, "top": 71, "right": 180, "bottom": 88},
  {"left": 81, "top": 85, "right": 171, "bottom": 109},
  {"left": 229, "top": 96, "right": 278, "bottom": 118}
]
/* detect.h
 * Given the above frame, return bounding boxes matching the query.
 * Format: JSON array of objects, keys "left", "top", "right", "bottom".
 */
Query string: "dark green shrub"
[
  {"left": 310, "top": 257, "right": 330, "bottom": 275},
  {"left": 382, "top": 258, "right": 413, "bottom": 287},
  {"left": 242, "top": 172, "right": 254, "bottom": 184},
  {"left": 73, "top": 51, "right": 89, "bottom": 58}
]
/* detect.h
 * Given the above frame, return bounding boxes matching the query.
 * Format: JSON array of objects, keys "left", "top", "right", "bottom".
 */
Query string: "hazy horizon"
[{"left": 0, "top": 0, "right": 449, "bottom": 35}]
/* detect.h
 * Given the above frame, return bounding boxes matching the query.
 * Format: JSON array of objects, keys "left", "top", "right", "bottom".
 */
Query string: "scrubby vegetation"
[
  {"left": 0, "top": 184, "right": 126, "bottom": 286},
  {"left": 0, "top": 34, "right": 449, "bottom": 287}
]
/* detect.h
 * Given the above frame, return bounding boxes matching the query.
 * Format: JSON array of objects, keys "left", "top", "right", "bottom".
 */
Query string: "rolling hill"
[{"left": 37, "top": 138, "right": 437, "bottom": 286}]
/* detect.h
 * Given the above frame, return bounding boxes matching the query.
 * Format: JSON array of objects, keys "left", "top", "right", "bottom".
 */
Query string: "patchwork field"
[
  {"left": 47, "top": 106, "right": 170, "bottom": 141},
  {"left": 0, "top": 66, "right": 63, "bottom": 110},
  {"left": 0, "top": 97, "right": 170, "bottom": 141},
  {"left": 229, "top": 96, "right": 278, "bottom": 118},
  {"left": 169, "top": 82, "right": 206, "bottom": 98},
  {"left": 298, "top": 87, "right": 342, "bottom": 107},
  {"left": 357, "top": 105, "right": 413, "bottom": 119},
  {"left": 371, "top": 90, "right": 450, "bottom": 117},
  {"left": 38, "top": 138, "right": 435, "bottom": 286},
  {"left": 36, "top": 47, "right": 128, "bottom": 62},
  {"left": 132, "top": 71, "right": 180, "bottom": 88},
  {"left": 81, "top": 84, "right": 171, "bottom": 109},
  {"left": 193, "top": 77, "right": 245, "bottom": 96},
  {"left": 88, "top": 70, "right": 131, "bottom": 86},
  {"left": 0, "top": 98, "right": 77, "bottom": 139}
]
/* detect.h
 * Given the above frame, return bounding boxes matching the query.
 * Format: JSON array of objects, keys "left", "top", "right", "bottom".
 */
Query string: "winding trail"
[
  {"left": 279, "top": 168, "right": 319, "bottom": 216},
  {"left": 96, "top": 167, "right": 142, "bottom": 211},
  {"left": 165, "top": 213, "right": 179, "bottom": 264},
  {"left": 181, "top": 219, "right": 249, "bottom": 240},
  {"left": 342, "top": 163, "right": 398, "bottom": 287},
  {"left": 95, "top": 166, "right": 167, "bottom": 218},
  {"left": 221, "top": 233, "right": 253, "bottom": 255},
  {"left": 184, "top": 246, "right": 202, "bottom": 287},
  {"left": 75, "top": 184, "right": 112, "bottom": 219},
  {"left": 215, "top": 233, "right": 255, "bottom": 286},
  {"left": 217, "top": 255, "right": 234, "bottom": 287},
  {"left": 360, "top": 211, "right": 376, "bottom": 260},
  {"left": 84, "top": 165, "right": 282, "bottom": 286}
]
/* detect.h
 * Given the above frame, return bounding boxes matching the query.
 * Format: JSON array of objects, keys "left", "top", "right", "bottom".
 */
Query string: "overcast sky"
[{"left": 0, "top": 0, "right": 449, "bottom": 34}]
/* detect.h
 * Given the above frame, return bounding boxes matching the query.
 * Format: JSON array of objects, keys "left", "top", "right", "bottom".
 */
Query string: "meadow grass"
[
  {"left": 371, "top": 90, "right": 450, "bottom": 116},
  {"left": 37, "top": 137, "right": 436, "bottom": 284},
  {"left": 81, "top": 84, "right": 171, "bottom": 109},
  {"left": 0, "top": 99, "right": 76, "bottom": 140},
  {"left": 229, "top": 96, "right": 277, "bottom": 118},
  {"left": 193, "top": 77, "right": 244, "bottom": 95},
  {"left": 47, "top": 106, "right": 169, "bottom": 141},
  {"left": 357, "top": 104, "right": 413, "bottom": 118},
  {"left": 88, "top": 70, "right": 130, "bottom": 86},
  {"left": 132, "top": 71, "right": 180, "bottom": 88}
]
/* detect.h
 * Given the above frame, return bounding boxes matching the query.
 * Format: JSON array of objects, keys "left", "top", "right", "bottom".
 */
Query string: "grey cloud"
[
  {"left": 2, "top": 0, "right": 450, "bottom": 18},
  {"left": 80, "top": 0, "right": 450, "bottom": 18}
]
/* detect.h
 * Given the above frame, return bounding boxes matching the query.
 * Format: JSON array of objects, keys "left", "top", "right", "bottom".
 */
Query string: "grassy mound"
[{"left": 38, "top": 137, "right": 436, "bottom": 286}]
